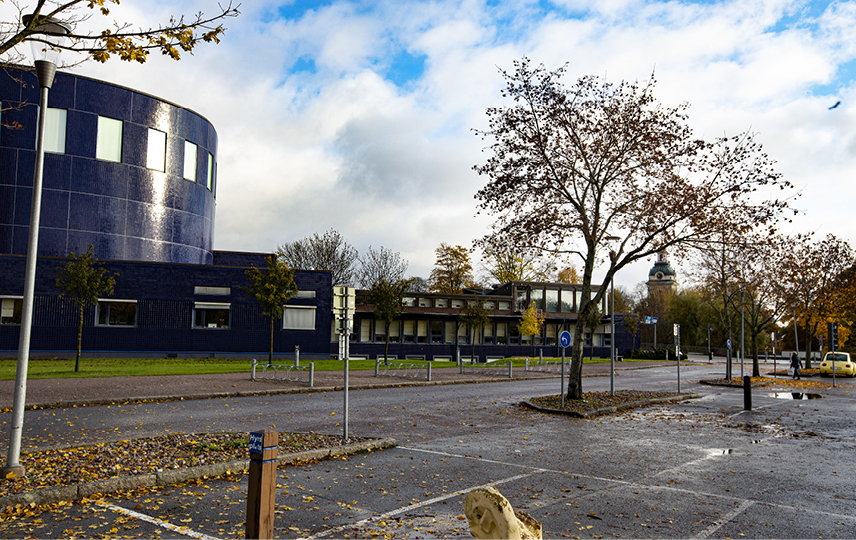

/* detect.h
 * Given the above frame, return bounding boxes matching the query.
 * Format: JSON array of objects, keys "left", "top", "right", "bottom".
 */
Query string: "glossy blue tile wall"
[
  {"left": 0, "top": 67, "right": 216, "bottom": 264},
  {"left": 0, "top": 253, "right": 333, "bottom": 357}
]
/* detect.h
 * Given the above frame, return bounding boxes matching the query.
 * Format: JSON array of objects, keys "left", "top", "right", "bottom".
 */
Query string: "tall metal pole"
[
  {"left": 3, "top": 61, "right": 55, "bottom": 479},
  {"left": 610, "top": 274, "right": 615, "bottom": 396},
  {"left": 740, "top": 291, "right": 745, "bottom": 378},
  {"left": 343, "top": 289, "right": 350, "bottom": 442},
  {"left": 793, "top": 305, "right": 800, "bottom": 360}
]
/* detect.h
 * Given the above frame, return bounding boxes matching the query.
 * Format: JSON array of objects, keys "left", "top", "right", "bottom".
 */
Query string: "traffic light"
[{"left": 828, "top": 322, "right": 839, "bottom": 352}]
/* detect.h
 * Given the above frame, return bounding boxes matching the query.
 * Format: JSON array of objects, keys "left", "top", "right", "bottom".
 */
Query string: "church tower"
[{"left": 647, "top": 251, "right": 678, "bottom": 296}]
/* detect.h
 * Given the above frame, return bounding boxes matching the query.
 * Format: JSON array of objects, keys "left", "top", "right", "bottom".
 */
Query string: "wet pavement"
[{"left": 2, "top": 361, "right": 856, "bottom": 539}]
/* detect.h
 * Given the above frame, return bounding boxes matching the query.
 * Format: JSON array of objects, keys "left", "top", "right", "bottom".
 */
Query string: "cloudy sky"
[{"left": 13, "top": 0, "right": 856, "bottom": 289}]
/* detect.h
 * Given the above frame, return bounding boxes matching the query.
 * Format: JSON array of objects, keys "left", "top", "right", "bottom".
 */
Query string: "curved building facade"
[{"left": 0, "top": 66, "right": 217, "bottom": 264}]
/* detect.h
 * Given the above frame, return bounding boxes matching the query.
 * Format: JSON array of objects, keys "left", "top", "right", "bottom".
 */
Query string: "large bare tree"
[
  {"left": 474, "top": 58, "right": 792, "bottom": 399},
  {"left": 276, "top": 229, "right": 359, "bottom": 287}
]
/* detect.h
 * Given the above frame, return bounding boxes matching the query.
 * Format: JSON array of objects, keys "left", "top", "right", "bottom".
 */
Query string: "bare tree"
[
  {"left": 358, "top": 246, "right": 408, "bottom": 289},
  {"left": 474, "top": 58, "right": 792, "bottom": 399},
  {"left": 0, "top": 1, "right": 240, "bottom": 65},
  {"left": 276, "top": 229, "right": 359, "bottom": 286}
]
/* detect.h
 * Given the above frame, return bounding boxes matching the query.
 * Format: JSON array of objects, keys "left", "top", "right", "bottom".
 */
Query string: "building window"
[
  {"left": 483, "top": 323, "right": 494, "bottom": 344},
  {"left": 451, "top": 299, "right": 464, "bottom": 309},
  {"left": 388, "top": 320, "right": 400, "bottom": 343},
  {"left": 457, "top": 323, "right": 468, "bottom": 344},
  {"left": 545, "top": 324, "right": 557, "bottom": 345},
  {"left": 360, "top": 319, "right": 371, "bottom": 342},
  {"left": 546, "top": 290, "right": 559, "bottom": 312},
  {"left": 194, "top": 302, "right": 230, "bottom": 328},
  {"left": 498, "top": 301, "right": 510, "bottom": 310},
  {"left": 374, "top": 319, "right": 386, "bottom": 342},
  {"left": 283, "top": 306, "right": 315, "bottom": 330},
  {"left": 417, "top": 320, "right": 429, "bottom": 343},
  {"left": 444, "top": 321, "right": 456, "bottom": 344},
  {"left": 96, "top": 300, "right": 137, "bottom": 327},
  {"left": 294, "top": 290, "right": 316, "bottom": 299},
  {"left": 96, "top": 116, "right": 123, "bottom": 162},
  {"left": 402, "top": 320, "right": 415, "bottom": 343},
  {"left": 403, "top": 297, "right": 416, "bottom": 307},
  {"left": 207, "top": 153, "right": 214, "bottom": 190},
  {"left": 45, "top": 108, "right": 66, "bottom": 154},
  {"left": 515, "top": 291, "right": 527, "bottom": 311},
  {"left": 184, "top": 140, "right": 197, "bottom": 181},
  {"left": 194, "top": 286, "right": 230, "bottom": 296},
  {"left": 418, "top": 298, "right": 431, "bottom": 307},
  {"left": 1, "top": 298, "right": 22, "bottom": 325},
  {"left": 530, "top": 288, "right": 544, "bottom": 310},
  {"left": 560, "top": 290, "right": 574, "bottom": 313},
  {"left": 430, "top": 320, "right": 443, "bottom": 344},
  {"left": 147, "top": 128, "right": 166, "bottom": 171},
  {"left": 496, "top": 322, "right": 507, "bottom": 344},
  {"left": 436, "top": 298, "right": 449, "bottom": 308}
]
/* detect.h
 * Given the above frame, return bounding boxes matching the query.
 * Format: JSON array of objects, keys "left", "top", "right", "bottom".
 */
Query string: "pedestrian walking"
[{"left": 790, "top": 351, "right": 802, "bottom": 380}]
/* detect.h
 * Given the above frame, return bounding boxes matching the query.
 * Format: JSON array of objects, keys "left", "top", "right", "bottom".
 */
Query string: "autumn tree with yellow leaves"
[
  {"left": 429, "top": 243, "right": 476, "bottom": 294},
  {"left": 0, "top": 1, "right": 239, "bottom": 64}
]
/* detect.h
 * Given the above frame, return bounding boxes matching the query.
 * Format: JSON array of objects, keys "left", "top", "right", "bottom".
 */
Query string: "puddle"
[{"left": 768, "top": 392, "right": 823, "bottom": 400}]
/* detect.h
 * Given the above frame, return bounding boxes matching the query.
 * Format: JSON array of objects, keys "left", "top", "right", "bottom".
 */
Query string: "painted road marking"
[{"left": 97, "top": 501, "right": 222, "bottom": 540}]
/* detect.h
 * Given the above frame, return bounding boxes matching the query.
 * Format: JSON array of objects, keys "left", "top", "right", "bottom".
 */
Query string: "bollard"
[
  {"left": 743, "top": 376, "right": 752, "bottom": 411},
  {"left": 251, "top": 359, "right": 257, "bottom": 381},
  {"left": 525, "top": 358, "right": 529, "bottom": 371},
  {"left": 294, "top": 345, "right": 300, "bottom": 367},
  {"left": 508, "top": 361, "right": 513, "bottom": 379},
  {"left": 375, "top": 358, "right": 380, "bottom": 377},
  {"left": 309, "top": 362, "right": 314, "bottom": 387},
  {"left": 246, "top": 430, "right": 278, "bottom": 539},
  {"left": 427, "top": 362, "right": 432, "bottom": 382}
]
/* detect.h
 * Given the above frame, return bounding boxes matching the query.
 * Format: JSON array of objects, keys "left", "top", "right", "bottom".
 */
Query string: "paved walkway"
[{"left": 1, "top": 360, "right": 671, "bottom": 409}]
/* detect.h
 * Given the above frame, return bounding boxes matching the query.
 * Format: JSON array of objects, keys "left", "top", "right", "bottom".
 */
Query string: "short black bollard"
[{"left": 743, "top": 375, "right": 752, "bottom": 411}]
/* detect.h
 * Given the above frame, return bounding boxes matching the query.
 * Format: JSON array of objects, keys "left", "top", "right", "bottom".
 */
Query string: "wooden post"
[{"left": 246, "top": 429, "right": 278, "bottom": 539}]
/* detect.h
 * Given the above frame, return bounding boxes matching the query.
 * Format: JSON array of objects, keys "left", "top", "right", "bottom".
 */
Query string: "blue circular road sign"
[{"left": 560, "top": 331, "right": 572, "bottom": 348}]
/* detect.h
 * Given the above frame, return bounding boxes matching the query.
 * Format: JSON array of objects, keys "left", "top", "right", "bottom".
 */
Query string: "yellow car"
[{"left": 819, "top": 352, "right": 856, "bottom": 377}]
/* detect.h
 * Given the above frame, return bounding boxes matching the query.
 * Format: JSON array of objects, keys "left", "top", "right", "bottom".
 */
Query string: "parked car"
[{"left": 819, "top": 352, "right": 856, "bottom": 377}]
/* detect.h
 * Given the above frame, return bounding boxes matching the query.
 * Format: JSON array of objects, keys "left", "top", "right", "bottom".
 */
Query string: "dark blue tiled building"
[
  {"left": 0, "top": 66, "right": 216, "bottom": 264},
  {"left": 0, "top": 68, "right": 333, "bottom": 359}
]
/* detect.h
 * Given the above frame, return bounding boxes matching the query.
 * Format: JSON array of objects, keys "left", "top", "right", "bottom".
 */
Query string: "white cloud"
[{"left": 7, "top": 0, "right": 856, "bottom": 289}]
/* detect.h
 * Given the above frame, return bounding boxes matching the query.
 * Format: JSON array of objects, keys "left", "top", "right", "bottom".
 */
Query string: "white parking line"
[
  {"left": 97, "top": 501, "right": 222, "bottom": 540},
  {"left": 693, "top": 499, "right": 754, "bottom": 538},
  {"left": 303, "top": 471, "right": 546, "bottom": 539}
]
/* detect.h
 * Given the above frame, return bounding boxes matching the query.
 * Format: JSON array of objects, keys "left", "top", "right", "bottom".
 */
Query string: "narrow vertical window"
[
  {"left": 44, "top": 108, "right": 66, "bottom": 154},
  {"left": 96, "top": 116, "right": 123, "bottom": 162},
  {"left": 184, "top": 140, "right": 197, "bottom": 181},
  {"left": 207, "top": 152, "right": 214, "bottom": 190},
  {"left": 146, "top": 128, "right": 166, "bottom": 171}
]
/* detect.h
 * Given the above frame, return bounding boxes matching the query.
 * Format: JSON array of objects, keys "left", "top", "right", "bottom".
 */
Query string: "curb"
[
  {"left": 521, "top": 393, "right": 704, "bottom": 418},
  {"left": 0, "top": 437, "right": 397, "bottom": 508}
]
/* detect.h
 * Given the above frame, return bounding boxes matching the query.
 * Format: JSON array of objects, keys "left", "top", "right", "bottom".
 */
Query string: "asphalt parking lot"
[{"left": 2, "top": 363, "right": 856, "bottom": 539}]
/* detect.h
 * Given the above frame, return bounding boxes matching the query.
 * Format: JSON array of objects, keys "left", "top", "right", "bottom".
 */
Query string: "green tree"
[
  {"left": 474, "top": 59, "right": 791, "bottom": 399},
  {"left": 55, "top": 244, "right": 116, "bottom": 372},
  {"left": 367, "top": 278, "right": 411, "bottom": 363},
  {"left": 244, "top": 256, "right": 298, "bottom": 365},
  {"left": 460, "top": 295, "right": 491, "bottom": 362},
  {"left": 480, "top": 247, "right": 553, "bottom": 285},
  {"left": 1, "top": 2, "right": 239, "bottom": 64},
  {"left": 429, "top": 243, "right": 475, "bottom": 293},
  {"left": 517, "top": 301, "right": 545, "bottom": 357}
]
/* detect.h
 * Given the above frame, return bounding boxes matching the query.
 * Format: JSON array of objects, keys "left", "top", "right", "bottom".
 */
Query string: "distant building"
[
  {"left": 646, "top": 251, "right": 678, "bottom": 296},
  {"left": 340, "top": 281, "right": 633, "bottom": 361}
]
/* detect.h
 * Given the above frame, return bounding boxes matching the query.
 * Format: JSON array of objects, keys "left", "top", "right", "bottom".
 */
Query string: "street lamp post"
[{"left": 2, "top": 15, "right": 71, "bottom": 479}]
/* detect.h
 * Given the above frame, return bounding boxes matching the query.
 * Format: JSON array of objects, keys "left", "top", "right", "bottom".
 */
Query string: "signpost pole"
[
  {"left": 559, "top": 331, "right": 571, "bottom": 408},
  {"left": 674, "top": 324, "right": 681, "bottom": 393}
]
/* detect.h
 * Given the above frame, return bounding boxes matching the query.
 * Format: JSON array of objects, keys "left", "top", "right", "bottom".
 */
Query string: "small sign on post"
[{"left": 246, "top": 430, "right": 278, "bottom": 539}]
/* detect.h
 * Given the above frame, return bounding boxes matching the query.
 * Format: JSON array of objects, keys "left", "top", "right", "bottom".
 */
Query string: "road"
[{"left": 2, "top": 363, "right": 856, "bottom": 539}]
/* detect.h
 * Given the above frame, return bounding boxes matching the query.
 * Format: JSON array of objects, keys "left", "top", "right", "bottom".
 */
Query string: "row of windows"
[
  {"left": 356, "top": 289, "right": 605, "bottom": 315},
  {"left": 41, "top": 107, "right": 216, "bottom": 193},
  {"left": 0, "top": 298, "right": 316, "bottom": 331},
  {"left": 351, "top": 318, "right": 610, "bottom": 347}
]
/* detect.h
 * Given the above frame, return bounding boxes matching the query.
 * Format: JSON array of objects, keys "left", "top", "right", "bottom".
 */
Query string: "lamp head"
[{"left": 22, "top": 14, "right": 71, "bottom": 65}]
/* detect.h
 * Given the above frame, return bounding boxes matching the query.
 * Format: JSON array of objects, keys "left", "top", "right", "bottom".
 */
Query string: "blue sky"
[{"left": 8, "top": 0, "right": 856, "bottom": 289}]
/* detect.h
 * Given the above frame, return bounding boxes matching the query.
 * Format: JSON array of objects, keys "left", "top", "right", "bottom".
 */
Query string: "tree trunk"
[
  {"left": 384, "top": 332, "right": 390, "bottom": 365},
  {"left": 74, "top": 304, "right": 84, "bottom": 373},
  {"left": 567, "top": 316, "right": 586, "bottom": 399},
  {"left": 751, "top": 328, "right": 760, "bottom": 377}
]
